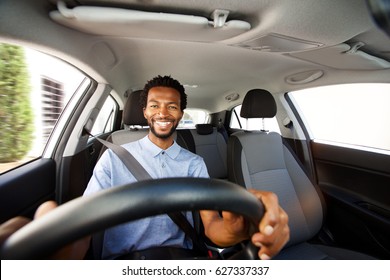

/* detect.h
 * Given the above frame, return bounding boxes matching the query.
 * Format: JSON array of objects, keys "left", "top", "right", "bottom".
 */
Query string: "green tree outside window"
[{"left": 0, "top": 43, "right": 33, "bottom": 162}]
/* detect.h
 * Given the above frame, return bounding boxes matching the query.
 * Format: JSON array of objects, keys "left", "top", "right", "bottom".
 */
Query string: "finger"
[
  {"left": 251, "top": 227, "right": 289, "bottom": 259},
  {"left": 252, "top": 207, "right": 288, "bottom": 244},
  {"left": 252, "top": 215, "right": 289, "bottom": 247},
  {"left": 248, "top": 189, "right": 279, "bottom": 231},
  {"left": 0, "top": 217, "right": 31, "bottom": 245},
  {"left": 33, "top": 201, "right": 90, "bottom": 259},
  {"left": 257, "top": 228, "right": 289, "bottom": 260},
  {"left": 259, "top": 192, "right": 279, "bottom": 227},
  {"left": 221, "top": 211, "right": 247, "bottom": 234},
  {"left": 251, "top": 210, "right": 290, "bottom": 259},
  {"left": 221, "top": 211, "right": 241, "bottom": 221},
  {"left": 258, "top": 222, "right": 290, "bottom": 259},
  {"left": 34, "top": 201, "right": 58, "bottom": 219}
]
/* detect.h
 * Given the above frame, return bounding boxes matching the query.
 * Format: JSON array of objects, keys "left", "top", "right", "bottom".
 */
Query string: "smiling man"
[
  {"left": 142, "top": 85, "right": 184, "bottom": 146},
  {"left": 84, "top": 75, "right": 289, "bottom": 260}
]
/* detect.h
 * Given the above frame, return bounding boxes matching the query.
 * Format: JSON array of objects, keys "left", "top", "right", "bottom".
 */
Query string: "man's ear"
[{"left": 143, "top": 107, "right": 147, "bottom": 119}]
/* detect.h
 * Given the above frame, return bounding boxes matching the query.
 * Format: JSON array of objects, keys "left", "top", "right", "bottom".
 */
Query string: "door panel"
[
  {"left": 58, "top": 134, "right": 107, "bottom": 203},
  {"left": 0, "top": 159, "right": 56, "bottom": 223},
  {"left": 311, "top": 141, "right": 390, "bottom": 259}
]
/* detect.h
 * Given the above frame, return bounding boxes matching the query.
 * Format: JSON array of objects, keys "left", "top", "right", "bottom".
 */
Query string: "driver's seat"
[{"left": 227, "top": 89, "right": 375, "bottom": 259}]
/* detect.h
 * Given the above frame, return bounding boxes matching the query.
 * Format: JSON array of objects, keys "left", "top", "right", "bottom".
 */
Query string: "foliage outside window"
[
  {"left": 0, "top": 43, "right": 87, "bottom": 173},
  {"left": 0, "top": 44, "right": 33, "bottom": 163}
]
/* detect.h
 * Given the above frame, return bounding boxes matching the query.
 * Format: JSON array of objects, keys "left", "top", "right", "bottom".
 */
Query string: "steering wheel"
[{"left": 1, "top": 178, "right": 264, "bottom": 259}]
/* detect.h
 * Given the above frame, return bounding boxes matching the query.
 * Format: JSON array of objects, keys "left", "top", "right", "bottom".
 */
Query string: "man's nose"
[{"left": 158, "top": 106, "right": 169, "bottom": 116}]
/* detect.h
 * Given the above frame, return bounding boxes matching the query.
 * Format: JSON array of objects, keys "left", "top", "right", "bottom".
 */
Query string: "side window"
[
  {"left": 0, "top": 42, "right": 89, "bottom": 174},
  {"left": 230, "top": 105, "right": 281, "bottom": 133},
  {"left": 289, "top": 83, "right": 390, "bottom": 152},
  {"left": 90, "top": 95, "right": 118, "bottom": 136}
]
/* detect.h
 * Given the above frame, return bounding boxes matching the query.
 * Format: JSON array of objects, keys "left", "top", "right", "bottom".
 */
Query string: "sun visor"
[{"left": 49, "top": 3, "right": 251, "bottom": 42}]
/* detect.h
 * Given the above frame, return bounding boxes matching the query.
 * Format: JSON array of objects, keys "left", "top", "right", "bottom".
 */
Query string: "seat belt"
[
  {"left": 217, "top": 119, "right": 229, "bottom": 143},
  {"left": 95, "top": 137, "right": 209, "bottom": 256}
]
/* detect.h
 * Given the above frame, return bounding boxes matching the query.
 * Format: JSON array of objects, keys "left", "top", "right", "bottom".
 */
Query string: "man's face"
[{"left": 143, "top": 86, "right": 183, "bottom": 139}]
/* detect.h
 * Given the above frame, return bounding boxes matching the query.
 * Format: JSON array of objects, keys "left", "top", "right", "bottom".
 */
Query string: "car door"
[
  {"left": 0, "top": 42, "right": 111, "bottom": 223},
  {"left": 57, "top": 91, "right": 121, "bottom": 204},
  {"left": 285, "top": 84, "right": 390, "bottom": 259}
]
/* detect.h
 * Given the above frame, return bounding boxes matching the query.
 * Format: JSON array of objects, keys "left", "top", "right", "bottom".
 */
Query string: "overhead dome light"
[
  {"left": 183, "top": 84, "right": 198, "bottom": 88},
  {"left": 225, "top": 93, "right": 240, "bottom": 101}
]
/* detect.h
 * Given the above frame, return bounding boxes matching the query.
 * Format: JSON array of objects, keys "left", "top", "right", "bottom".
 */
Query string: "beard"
[{"left": 149, "top": 119, "right": 178, "bottom": 139}]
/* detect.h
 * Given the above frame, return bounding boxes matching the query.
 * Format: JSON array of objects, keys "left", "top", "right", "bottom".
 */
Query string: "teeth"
[{"left": 155, "top": 121, "right": 172, "bottom": 127}]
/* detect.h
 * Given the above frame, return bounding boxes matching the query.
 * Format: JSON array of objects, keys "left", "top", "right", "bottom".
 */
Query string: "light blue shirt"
[{"left": 84, "top": 135, "right": 209, "bottom": 259}]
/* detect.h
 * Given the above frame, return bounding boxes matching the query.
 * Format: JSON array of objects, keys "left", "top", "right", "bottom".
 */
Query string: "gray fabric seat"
[
  {"left": 190, "top": 124, "right": 227, "bottom": 179},
  {"left": 227, "top": 89, "right": 375, "bottom": 259},
  {"left": 106, "top": 90, "right": 149, "bottom": 145}
]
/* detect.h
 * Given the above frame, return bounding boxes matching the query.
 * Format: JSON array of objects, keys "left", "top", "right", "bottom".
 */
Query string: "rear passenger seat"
[
  {"left": 180, "top": 125, "right": 227, "bottom": 179},
  {"left": 101, "top": 90, "right": 228, "bottom": 179}
]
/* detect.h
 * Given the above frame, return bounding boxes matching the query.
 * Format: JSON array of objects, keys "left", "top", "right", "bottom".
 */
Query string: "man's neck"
[{"left": 147, "top": 133, "right": 175, "bottom": 150}]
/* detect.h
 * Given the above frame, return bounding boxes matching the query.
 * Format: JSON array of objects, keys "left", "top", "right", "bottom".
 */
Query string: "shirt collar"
[{"left": 140, "top": 135, "right": 181, "bottom": 159}]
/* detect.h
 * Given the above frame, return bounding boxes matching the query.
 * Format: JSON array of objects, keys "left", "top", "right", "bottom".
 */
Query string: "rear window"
[
  {"left": 178, "top": 109, "right": 208, "bottom": 129},
  {"left": 229, "top": 105, "right": 281, "bottom": 133}
]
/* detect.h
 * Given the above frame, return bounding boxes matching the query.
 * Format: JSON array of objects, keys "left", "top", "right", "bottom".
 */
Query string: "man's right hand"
[{"left": 1, "top": 201, "right": 90, "bottom": 259}]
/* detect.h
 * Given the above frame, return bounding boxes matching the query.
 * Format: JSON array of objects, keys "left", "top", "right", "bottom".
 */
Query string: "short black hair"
[{"left": 140, "top": 75, "right": 187, "bottom": 111}]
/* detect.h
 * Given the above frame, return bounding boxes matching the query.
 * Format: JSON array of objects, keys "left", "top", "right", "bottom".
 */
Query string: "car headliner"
[{"left": 0, "top": 0, "right": 389, "bottom": 112}]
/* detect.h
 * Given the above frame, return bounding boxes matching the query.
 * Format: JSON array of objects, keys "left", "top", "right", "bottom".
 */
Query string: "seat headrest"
[
  {"left": 123, "top": 90, "right": 148, "bottom": 126},
  {"left": 240, "top": 89, "right": 277, "bottom": 118},
  {"left": 196, "top": 124, "right": 213, "bottom": 135}
]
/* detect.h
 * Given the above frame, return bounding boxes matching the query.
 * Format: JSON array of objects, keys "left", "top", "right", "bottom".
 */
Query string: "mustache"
[{"left": 152, "top": 118, "right": 175, "bottom": 122}]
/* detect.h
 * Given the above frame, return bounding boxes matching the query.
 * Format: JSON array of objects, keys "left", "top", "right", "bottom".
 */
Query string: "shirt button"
[
  {"left": 161, "top": 151, "right": 165, "bottom": 155},
  {"left": 162, "top": 163, "right": 165, "bottom": 168}
]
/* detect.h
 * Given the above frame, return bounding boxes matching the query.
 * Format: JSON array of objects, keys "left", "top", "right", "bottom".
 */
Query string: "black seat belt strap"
[{"left": 167, "top": 210, "right": 208, "bottom": 254}]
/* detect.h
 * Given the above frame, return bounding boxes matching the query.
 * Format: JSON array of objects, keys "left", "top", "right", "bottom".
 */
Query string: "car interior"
[{"left": 0, "top": 0, "right": 389, "bottom": 260}]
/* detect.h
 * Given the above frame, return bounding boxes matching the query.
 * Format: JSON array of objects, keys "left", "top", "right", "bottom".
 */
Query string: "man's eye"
[
  {"left": 168, "top": 106, "right": 178, "bottom": 110},
  {"left": 150, "top": 104, "right": 158, "bottom": 108}
]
